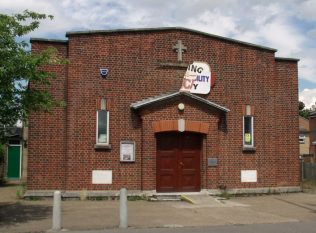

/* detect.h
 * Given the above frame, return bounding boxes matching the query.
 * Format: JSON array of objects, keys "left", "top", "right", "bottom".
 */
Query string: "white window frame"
[
  {"left": 96, "top": 110, "right": 110, "bottom": 145},
  {"left": 299, "top": 135, "right": 305, "bottom": 144},
  {"left": 243, "top": 116, "right": 254, "bottom": 147}
]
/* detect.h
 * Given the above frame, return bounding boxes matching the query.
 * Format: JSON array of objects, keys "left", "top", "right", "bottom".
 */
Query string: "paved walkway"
[{"left": 0, "top": 185, "right": 316, "bottom": 233}]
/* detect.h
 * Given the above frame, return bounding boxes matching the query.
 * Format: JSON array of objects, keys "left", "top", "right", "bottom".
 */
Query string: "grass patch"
[
  {"left": 16, "top": 182, "right": 26, "bottom": 199},
  {"left": 25, "top": 196, "right": 44, "bottom": 201},
  {"left": 88, "top": 196, "right": 109, "bottom": 201},
  {"left": 127, "top": 195, "right": 148, "bottom": 201},
  {"left": 217, "top": 191, "right": 232, "bottom": 199}
]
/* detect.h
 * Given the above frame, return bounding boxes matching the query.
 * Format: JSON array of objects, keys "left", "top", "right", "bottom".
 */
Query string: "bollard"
[
  {"left": 119, "top": 188, "right": 128, "bottom": 228},
  {"left": 52, "top": 190, "right": 62, "bottom": 231}
]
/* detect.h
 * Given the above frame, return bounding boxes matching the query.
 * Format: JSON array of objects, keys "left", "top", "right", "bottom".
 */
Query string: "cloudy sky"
[{"left": 1, "top": 0, "right": 316, "bottom": 108}]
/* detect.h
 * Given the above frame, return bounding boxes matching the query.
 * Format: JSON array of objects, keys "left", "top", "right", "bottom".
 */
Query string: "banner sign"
[{"left": 180, "top": 62, "right": 211, "bottom": 94}]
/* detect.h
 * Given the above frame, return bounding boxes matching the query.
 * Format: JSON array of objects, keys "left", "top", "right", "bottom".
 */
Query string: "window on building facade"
[
  {"left": 243, "top": 116, "right": 253, "bottom": 147},
  {"left": 299, "top": 134, "right": 305, "bottom": 144},
  {"left": 243, "top": 105, "right": 254, "bottom": 148},
  {"left": 96, "top": 99, "right": 109, "bottom": 145}
]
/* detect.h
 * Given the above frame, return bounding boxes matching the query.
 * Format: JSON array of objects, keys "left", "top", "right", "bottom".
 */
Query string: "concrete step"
[
  {"left": 151, "top": 195, "right": 181, "bottom": 201},
  {"left": 177, "top": 194, "right": 249, "bottom": 208}
]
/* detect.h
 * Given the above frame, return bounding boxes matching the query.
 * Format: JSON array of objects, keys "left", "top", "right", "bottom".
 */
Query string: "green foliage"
[
  {"left": 300, "top": 109, "right": 311, "bottom": 119},
  {"left": 0, "top": 10, "right": 66, "bottom": 141},
  {"left": 25, "top": 196, "right": 42, "bottom": 201},
  {"left": 0, "top": 144, "right": 4, "bottom": 183},
  {"left": 0, "top": 144, "right": 3, "bottom": 157},
  {"left": 16, "top": 182, "right": 26, "bottom": 199},
  {"left": 127, "top": 195, "right": 148, "bottom": 201},
  {"left": 218, "top": 191, "right": 232, "bottom": 199},
  {"left": 299, "top": 101, "right": 305, "bottom": 111},
  {"left": 299, "top": 101, "right": 311, "bottom": 119},
  {"left": 89, "top": 196, "right": 109, "bottom": 201},
  {"left": 0, "top": 144, "right": 3, "bottom": 166}
]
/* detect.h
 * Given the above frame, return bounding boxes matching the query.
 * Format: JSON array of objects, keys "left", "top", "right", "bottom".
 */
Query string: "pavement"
[{"left": 0, "top": 184, "right": 316, "bottom": 233}]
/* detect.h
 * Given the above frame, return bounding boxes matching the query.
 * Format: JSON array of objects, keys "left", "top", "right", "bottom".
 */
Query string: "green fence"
[
  {"left": 0, "top": 145, "right": 4, "bottom": 183},
  {"left": 303, "top": 162, "right": 316, "bottom": 181}
]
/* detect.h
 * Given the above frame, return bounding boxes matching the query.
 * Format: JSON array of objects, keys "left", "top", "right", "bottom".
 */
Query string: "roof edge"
[
  {"left": 275, "top": 57, "right": 300, "bottom": 62},
  {"left": 66, "top": 27, "right": 277, "bottom": 52},
  {"left": 30, "top": 38, "right": 68, "bottom": 43},
  {"left": 130, "top": 91, "right": 230, "bottom": 113}
]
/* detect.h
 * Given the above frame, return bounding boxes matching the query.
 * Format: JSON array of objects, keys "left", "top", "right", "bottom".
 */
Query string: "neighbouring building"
[
  {"left": 310, "top": 111, "right": 316, "bottom": 161},
  {"left": 3, "top": 126, "right": 27, "bottom": 181},
  {"left": 27, "top": 27, "right": 300, "bottom": 195},
  {"left": 299, "top": 116, "right": 311, "bottom": 158}
]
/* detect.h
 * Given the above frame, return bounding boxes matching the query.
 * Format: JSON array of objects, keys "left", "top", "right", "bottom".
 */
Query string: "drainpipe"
[
  {"left": 299, "top": 155, "right": 304, "bottom": 191},
  {"left": 140, "top": 116, "right": 143, "bottom": 191}
]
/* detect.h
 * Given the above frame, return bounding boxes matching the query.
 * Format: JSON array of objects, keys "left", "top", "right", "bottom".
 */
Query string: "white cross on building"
[{"left": 173, "top": 40, "right": 187, "bottom": 62}]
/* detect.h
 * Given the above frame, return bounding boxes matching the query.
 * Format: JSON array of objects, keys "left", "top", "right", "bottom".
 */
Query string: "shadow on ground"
[{"left": 0, "top": 202, "right": 51, "bottom": 226}]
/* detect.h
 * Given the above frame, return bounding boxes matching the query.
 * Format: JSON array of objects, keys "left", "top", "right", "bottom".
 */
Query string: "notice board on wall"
[{"left": 120, "top": 141, "right": 135, "bottom": 162}]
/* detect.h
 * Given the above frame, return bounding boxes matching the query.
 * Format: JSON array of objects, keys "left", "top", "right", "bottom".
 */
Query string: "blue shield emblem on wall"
[{"left": 100, "top": 68, "right": 108, "bottom": 78}]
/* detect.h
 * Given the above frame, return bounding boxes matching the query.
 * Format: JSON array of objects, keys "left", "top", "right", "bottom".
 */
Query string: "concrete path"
[
  {"left": 180, "top": 194, "right": 248, "bottom": 207},
  {"left": 65, "top": 222, "right": 316, "bottom": 233},
  {"left": 0, "top": 185, "right": 316, "bottom": 233}
]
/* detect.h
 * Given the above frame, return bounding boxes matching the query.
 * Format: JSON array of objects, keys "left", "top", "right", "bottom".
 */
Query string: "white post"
[
  {"left": 52, "top": 190, "right": 62, "bottom": 231},
  {"left": 119, "top": 188, "right": 128, "bottom": 228}
]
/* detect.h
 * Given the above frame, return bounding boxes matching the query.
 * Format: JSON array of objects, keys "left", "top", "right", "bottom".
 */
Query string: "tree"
[
  {"left": 299, "top": 101, "right": 310, "bottom": 119},
  {"left": 0, "top": 10, "right": 65, "bottom": 142}
]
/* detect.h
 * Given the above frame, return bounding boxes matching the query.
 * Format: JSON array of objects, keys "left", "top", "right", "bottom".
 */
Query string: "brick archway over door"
[{"left": 152, "top": 120, "right": 209, "bottom": 134}]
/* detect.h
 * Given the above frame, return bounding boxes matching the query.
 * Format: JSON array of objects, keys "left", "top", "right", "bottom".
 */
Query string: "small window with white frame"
[
  {"left": 299, "top": 134, "right": 305, "bottom": 144},
  {"left": 96, "top": 98, "right": 109, "bottom": 145},
  {"left": 243, "top": 105, "right": 254, "bottom": 148}
]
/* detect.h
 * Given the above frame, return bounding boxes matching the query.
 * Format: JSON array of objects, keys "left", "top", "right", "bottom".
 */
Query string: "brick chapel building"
[{"left": 28, "top": 27, "right": 300, "bottom": 195}]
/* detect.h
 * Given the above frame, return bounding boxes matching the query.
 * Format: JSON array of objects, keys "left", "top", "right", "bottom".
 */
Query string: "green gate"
[{"left": 7, "top": 145, "right": 21, "bottom": 179}]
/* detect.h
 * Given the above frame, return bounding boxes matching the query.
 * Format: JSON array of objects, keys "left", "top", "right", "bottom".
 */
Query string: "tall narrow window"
[
  {"left": 96, "top": 99, "right": 109, "bottom": 145},
  {"left": 243, "top": 116, "right": 253, "bottom": 146},
  {"left": 243, "top": 105, "right": 254, "bottom": 148}
]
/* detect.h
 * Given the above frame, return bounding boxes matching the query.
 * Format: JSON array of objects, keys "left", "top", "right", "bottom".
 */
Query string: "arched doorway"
[{"left": 156, "top": 132, "right": 202, "bottom": 192}]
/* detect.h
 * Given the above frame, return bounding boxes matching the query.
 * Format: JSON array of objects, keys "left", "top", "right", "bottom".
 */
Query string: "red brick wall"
[
  {"left": 274, "top": 60, "right": 300, "bottom": 186},
  {"left": 28, "top": 29, "right": 300, "bottom": 191},
  {"left": 28, "top": 41, "right": 68, "bottom": 190}
]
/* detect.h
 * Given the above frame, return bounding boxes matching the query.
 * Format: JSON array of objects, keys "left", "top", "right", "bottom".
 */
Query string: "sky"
[{"left": 1, "top": 0, "right": 316, "bottom": 108}]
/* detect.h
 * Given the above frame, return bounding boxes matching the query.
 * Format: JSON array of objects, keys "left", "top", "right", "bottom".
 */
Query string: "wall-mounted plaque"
[
  {"left": 241, "top": 170, "right": 257, "bottom": 182},
  {"left": 208, "top": 158, "right": 218, "bottom": 167},
  {"left": 120, "top": 141, "right": 135, "bottom": 162},
  {"left": 92, "top": 170, "right": 112, "bottom": 184}
]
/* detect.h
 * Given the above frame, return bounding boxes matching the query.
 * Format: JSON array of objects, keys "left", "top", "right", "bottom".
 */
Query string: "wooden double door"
[{"left": 156, "top": 132, "right": 202, "bottom": 192}]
